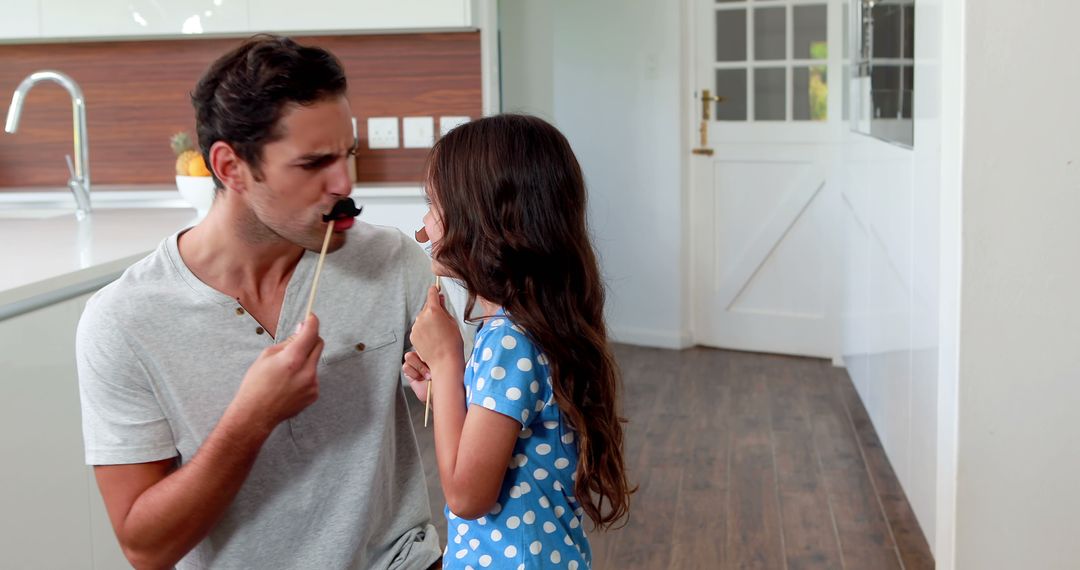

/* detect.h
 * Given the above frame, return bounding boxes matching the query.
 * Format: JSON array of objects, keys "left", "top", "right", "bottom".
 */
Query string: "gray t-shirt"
[{"left": 76, "top": 221, "right": 441, "bottom": 570}]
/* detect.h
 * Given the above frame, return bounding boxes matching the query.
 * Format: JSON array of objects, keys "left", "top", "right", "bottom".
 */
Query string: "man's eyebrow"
[{"left": 294, "top": 150, "right": 339, "bottom": 162}]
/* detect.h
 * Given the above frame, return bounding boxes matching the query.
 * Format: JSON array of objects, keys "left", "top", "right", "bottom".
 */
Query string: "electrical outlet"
[
  {"left": 439, "top": 116, "right": 470, "bottom": 137},
  {"left": 367, "top": 117, "right": 399, "bottom": 149},
  {"left": 403, "top": 116, "right": 435, "bottom": 148}
]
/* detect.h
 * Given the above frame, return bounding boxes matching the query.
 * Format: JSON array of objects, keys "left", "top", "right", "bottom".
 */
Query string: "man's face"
[{"left": 243, "top": 95, "right": 356, "bottom": 253}]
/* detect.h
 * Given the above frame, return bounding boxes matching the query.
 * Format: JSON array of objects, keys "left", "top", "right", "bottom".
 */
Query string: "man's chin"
[{"left": 324, "top": 231, "right": 348, "bottom": 253}]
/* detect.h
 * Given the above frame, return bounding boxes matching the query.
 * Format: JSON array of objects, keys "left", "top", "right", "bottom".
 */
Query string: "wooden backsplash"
[{"left": 0, "top": 33, "right": 481, "bottom": 189}]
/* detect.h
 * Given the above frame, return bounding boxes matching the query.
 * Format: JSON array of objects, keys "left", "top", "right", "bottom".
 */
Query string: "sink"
[{"left": 0, "top": 208, "right": 73, "bottom": 220}]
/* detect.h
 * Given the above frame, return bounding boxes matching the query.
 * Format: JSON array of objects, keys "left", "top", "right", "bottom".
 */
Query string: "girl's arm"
[
  {"left": 410, "top": 285, "right": 520, "bottom": 518},
  {"left": 430, "top": 367, "right": 521, "bottom": 518}
]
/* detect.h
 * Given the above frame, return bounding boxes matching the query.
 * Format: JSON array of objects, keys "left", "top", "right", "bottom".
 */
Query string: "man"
[{"left": 76, "top": 36, "right": 441, "bottom": 569}]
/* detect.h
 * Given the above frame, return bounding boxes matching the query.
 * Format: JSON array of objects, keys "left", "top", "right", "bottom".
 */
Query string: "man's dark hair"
[{"left": 191, "top": 35, "right": 348, "bottom": 188}]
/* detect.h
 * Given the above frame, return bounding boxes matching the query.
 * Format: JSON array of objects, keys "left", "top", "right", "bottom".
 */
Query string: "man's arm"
[{"left": 93, "top": 315, "right": 324, "bottom": 570}]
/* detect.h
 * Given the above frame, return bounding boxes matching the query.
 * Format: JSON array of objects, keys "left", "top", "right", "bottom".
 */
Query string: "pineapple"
[{"left": 170, "top": 131, "right": 204, "bottom": 176}]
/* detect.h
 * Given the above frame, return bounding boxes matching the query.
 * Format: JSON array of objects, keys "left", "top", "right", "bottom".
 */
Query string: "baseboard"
[{"left": 609, "top": 326, "right": 692, "bottom": 349}]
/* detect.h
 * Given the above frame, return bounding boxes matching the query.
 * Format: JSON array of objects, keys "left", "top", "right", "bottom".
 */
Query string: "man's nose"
[{"left": 328, "top": 159, "right": 351, "bottom": 196}]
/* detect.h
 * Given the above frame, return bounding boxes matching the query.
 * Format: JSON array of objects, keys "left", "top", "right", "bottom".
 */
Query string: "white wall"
[
  {"left": 952, "top": 1, "right": 1080, "bottom": 567},
  {"left": 499, "top": 0, "right": 688, "bottom": 348},
  {"left": 839, "top": 0, "right": 963, "bottom": 556},
  {"left": 497, "top": 1, "right": 553, "bottom": 120}
]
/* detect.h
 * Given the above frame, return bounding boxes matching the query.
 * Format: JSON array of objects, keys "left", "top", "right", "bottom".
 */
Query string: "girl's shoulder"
[{"left": 475, "top": 315, "right": 542, "bottom": 355}]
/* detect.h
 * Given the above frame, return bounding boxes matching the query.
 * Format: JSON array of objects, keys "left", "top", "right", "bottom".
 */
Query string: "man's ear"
[{"left": 210, "top": 141, "right": 250, "bottom": 194}]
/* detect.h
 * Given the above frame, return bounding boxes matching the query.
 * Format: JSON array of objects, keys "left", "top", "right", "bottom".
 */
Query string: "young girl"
[{"left": 406, "top": 114, "right": 633, "bottom": 569}]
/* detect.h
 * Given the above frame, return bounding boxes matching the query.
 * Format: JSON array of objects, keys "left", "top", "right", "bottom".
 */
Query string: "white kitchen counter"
[
  {"left": 0, "top": 184, "right": 426, "bottom": 321},
  {"left": 0, "top": 207, "right": 199, "bottom": 320}
]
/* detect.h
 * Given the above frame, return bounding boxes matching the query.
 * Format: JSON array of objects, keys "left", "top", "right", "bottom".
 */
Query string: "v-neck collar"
[{"left": 165, "top": 230, "right": 316, "bottom": 342}]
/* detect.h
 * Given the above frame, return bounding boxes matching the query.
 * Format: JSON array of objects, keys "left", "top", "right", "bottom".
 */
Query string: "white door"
[{"left": 690, "top": 0, "right": 843, "bottom": 358}]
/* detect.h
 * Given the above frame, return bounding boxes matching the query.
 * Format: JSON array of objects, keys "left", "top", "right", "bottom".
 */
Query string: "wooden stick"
[
  {"left": 304, "top": 220, "right": 335, "bottom": 320},
  {"left": 424, "top": 275, "right": 441, "bottom": 427}
]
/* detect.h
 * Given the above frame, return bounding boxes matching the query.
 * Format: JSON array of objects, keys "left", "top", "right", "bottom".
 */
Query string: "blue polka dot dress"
[{"left": 442, "top": 310, "right": 591, "bottom": 569}]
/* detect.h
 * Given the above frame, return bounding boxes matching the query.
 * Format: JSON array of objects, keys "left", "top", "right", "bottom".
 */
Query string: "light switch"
[
  {"left": 403, "top": 116, "right": 435, "bottom": 148},
  {"left": 367, "top": 117, "right": 399, "bottom": 149},
  {"left": 439, "top": 116, "right": 470, "bottom": 137}
]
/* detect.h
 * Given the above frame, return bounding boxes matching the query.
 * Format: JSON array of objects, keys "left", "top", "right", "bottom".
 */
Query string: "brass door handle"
[
  {"left": 700, "top": 89, "right": 726, "bottom": 121},
  {"left": 692, "top": 89, "right": 724, "bottom": 155}
]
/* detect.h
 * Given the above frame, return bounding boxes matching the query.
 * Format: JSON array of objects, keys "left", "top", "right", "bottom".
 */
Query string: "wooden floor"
[{"left": 410, "top": 344, "right": 934, "bottom": 569}]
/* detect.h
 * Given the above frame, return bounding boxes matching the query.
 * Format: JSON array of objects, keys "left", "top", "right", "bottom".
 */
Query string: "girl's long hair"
[{"left": 425, "top": 114, "right": 633, "bottom": 529}]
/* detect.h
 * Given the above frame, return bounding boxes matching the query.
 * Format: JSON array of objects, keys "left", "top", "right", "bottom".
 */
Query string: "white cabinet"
[
  {"left": 1, "top": 0, "right": 473, "bottom": 41},
  {"left": 40, "top": 0, "right": 249, "bottom": 39},
  {"left": 0, "top": 0, "right": 41, "bottom": 39},
  {"left": 0, "top": 291, "right": 128, "bottom": 569},
  {"left": 249, "top": 0, "right": 471, "bottom": 33}
]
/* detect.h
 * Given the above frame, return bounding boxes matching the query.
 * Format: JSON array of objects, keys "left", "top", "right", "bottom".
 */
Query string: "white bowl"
[{"left": 176, "top": 175, "right": 216, "bottom": 218}]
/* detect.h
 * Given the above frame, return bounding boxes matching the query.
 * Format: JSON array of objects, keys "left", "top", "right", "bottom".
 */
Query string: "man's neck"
[{"left": 178, "top": 196, "right": 305, "bottom": 329}]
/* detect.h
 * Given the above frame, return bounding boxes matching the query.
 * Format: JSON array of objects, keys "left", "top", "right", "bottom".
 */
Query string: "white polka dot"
[
  {"left": 477, "top": 516, "right": 487, "bottom": 525},
  {"left": 506, "top": 516, "right": 521, "bottom": 529},
  {"left": 491, "top": 319, "right": 505, "bottom": 327},
  {"left": 553, "top": 481, "right": 563, "bottom": 491},
  {"left": 523, "top": 510, "right": 536, "bottom": 524},
  {"left": 530, "top": 381, "right": 540, "bottom": 393},
  {"left": 504, "top": 545, "right": 517, "bottom": 557},
  {"left": 448, "top": 511, "right": 458, "bottom": 520},
  {"left": 539, "top": 496, "right": 550, "bottom": 508},
  {"left": 536, "top": 443, "right": 552, "bottom": 455},
  {"left": 517, "top": 358, "right": 533, "bottom": 372},
  {"left": 456, "top": 549, "right": 467, "bottom": 559},
  {"left": 454, "top": 535, "right": 462, "bottom": 544},
  {"left": 543, "top": 421, "right": 558, "bottom": 429},
  {"left": 501, "top": 335, "right": 517, "bottom": 349},
  {"left": 511, "top": 324, "right": 524, "bottom": 333},
  {"left": 554, "top": 506, "right": 565, "bottom": 517},
  {"left": 538, "top": 354, "right": 549, "bottom": 365},
  {"left": 509, "top": 486, "right": 522, "bottom": 499},
  {"left": 518, "top": 428, "right": 533, "bottom": 439},
  {"left": 570, "top": 517, "right": 580, "bottom": 529},
  {"left": 491, "top": 366, "right": 506, "bottom": 380},
  {"left": 534, "top": 468, "right": 549, "bottom": 480},
  {"left": 530, "top": 541, "right": 543, "bottom": 555},
  {"left": 490, "top": 503, "right": 502, "bottom": 515},
  {"left": 457, "top": 523, "right": 468, "bottom": 535},
  {"left": 555, "top": 458, "right": 570, "bottom": 469},
  {"left": 563, "top": 535, "right": 574, "bottom": 546},
  {"left": 513, "top": 454, "right": 528, "bottom": 468},
  {"left": 466, "top": 387, "right": 472, "bottom": 401},
  {"left": 569, "top": 561, "right": 579, "bottom": 570},
  {"left": 491, "top": 529, "right": 502, "bottom": 541},
  {"left": 479, "top": 554, "right": 492, "bottom": 567},
  {"left": 562, "top": 433, "right": 575, "bottom": 444},
  {"left": 466, "top": 565, "right": 473, "bottom": 570},
  {"left": 482, "top": 397, "right": 496, "bottom": 409},
  {"left": 543, "top": 521, "right": 557, "bottom": 533},
  {"left": 517, "top": 565, "right": 525, "bottom": 570},
  {"left": 520, "top": 482, "right": 532, "bottom": 494},
  {"left": 521, "top": 410, "right": 530, "bottom": 423},
  {"left": 469, "top": 538, "right": 480, "bottom": 550},
  {"left": 551, "top": 551, "right": 562, "bottom": 564},
  {"left": 506, "top": 387, "right": 522, "bottom": 400},
  {"left": 476, "top": 377, "right": 486, "bottom": 390},
  {"left": 482, "top": 347, "right": 493, "bottom": 361}
]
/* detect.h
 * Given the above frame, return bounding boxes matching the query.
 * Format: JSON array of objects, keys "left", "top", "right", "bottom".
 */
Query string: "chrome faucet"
[{"left": 5, "top": 70, "right": 91, "bottom": 219}]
